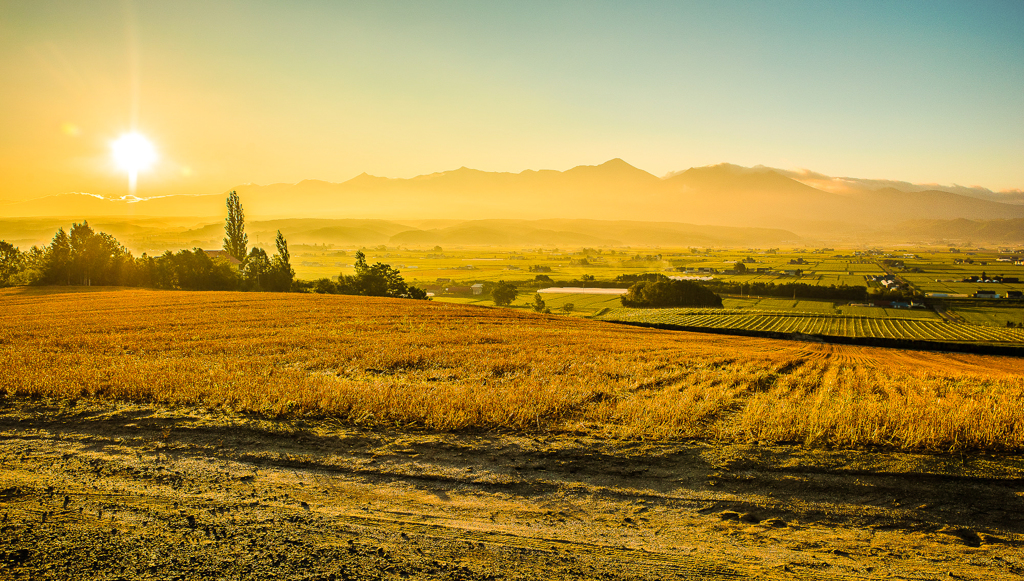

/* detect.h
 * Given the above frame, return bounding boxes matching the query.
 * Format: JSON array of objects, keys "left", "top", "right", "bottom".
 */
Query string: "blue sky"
[{"left": 1, "top": 0, "right": 1022, "bottom": 199}]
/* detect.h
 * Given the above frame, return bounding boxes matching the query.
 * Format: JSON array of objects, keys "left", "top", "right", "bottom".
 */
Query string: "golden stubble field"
[{"left": 2, "top": 287, "right": 1023, "bottom": 451}]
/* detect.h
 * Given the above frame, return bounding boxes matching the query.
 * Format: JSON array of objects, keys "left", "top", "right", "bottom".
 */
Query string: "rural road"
[{"left": 1, "top": 398, "right": 1021, "bottom": 579}]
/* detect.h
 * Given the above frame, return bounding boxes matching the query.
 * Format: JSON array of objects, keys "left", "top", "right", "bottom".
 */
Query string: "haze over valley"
[{"left": 5, "top": 160, "right": 1024, "bottom": 248}]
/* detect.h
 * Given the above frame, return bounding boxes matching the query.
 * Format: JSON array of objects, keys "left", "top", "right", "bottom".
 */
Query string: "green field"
[
  {"left": 951, "top": 306, "right": 1024, "bottom": 327},
  {"left": 719, "top": 297, "right": 941, "bottom": 319},
  {"left": 289, "top": 245, "right": 1024, "bottom": 339},
  {"left": 836, "top": 305, "right": 940, "bottom": 319},
  {"left": 595, "top": 308, "right": 1024, "bottom": 344},
  {"left": 435, "top": 290, "right": 624, "bottom": 314}
]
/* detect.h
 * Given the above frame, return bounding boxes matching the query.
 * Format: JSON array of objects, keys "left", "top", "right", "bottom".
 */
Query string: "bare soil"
[{"left": 1, "top": 397, "right": 1022, "bottom": 580}]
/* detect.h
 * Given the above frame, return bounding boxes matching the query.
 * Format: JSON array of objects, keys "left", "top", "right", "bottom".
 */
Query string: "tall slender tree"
[
  {"left": 266, "top": 230, "right": 295, "bottom": 291},
  {"left": 275, "top": 230, "right": 291, "bottom": 267},
  {"left": 223, "top": 191, "right": 248, "bottom": 262}
]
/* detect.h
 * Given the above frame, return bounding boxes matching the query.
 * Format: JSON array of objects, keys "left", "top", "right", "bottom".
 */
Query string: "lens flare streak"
[{"left": 112, "top": 132, "right": 157, "bottom": 195}]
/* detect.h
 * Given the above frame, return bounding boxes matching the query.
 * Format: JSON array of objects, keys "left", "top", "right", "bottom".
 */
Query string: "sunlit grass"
[{"left": 1, "top": 287, "right": 1022, "bottom": 452}]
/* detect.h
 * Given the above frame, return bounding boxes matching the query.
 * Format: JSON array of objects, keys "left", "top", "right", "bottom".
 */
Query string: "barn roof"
[{"left": 204, "top": 250, "right": 243, "bottom": 266}]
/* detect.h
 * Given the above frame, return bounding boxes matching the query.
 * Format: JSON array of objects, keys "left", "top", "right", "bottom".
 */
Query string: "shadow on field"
[{"left": 7, "top": 397, "right": 1024, "bottom": 537}]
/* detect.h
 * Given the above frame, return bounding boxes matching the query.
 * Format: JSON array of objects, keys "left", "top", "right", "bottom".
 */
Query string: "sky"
[{"left": 1, "top": 0, "right": 1022, "bottom": 202}]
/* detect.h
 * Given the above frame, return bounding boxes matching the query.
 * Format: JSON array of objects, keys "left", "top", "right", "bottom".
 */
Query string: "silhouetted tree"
[
  {"left": 223, "top": 191, "right": 248, "bottom": 262},
  {"left": 243, "top": 247, "right": 271, "bottom": 290},
  {"left": 0, "top": 241, "right": 21, "bottom": 287},
  {"left": 12, "top": 245, "right": 46, "bottom": 286},
  {"left": 532, "top": 293, "right": 546, "bottom": 312},
  {"left": 311, "top": 278, "right": 338, "bottom": 294},
  {"left": 334, "top": 250, "right": 427, "bottom": 299},
  {"left": 620, "top": 280, "right": 723, "bottom": 308},
  {"left": 491, "top": 281, "right": 517, "bottom": 306},
  {"left": 36, "top": 222, "right": 132, "bottom": 286},
  {"left": 265, "top": 230, "right": 295, "bottom": 292},
  {"left": 42, "top": 228, "right": 72, "bottom": 285},
  {"left": 275, "top": 230, "right": 290, "bottom": 265},
  {"left": 733, "top": 262, "right": 747, "bottom": 274},
  {"left": 165, "top": 248, "right": 240, "bottom": 291},
  {"left": 69, "top": 222, "right": 123, "bottom": 285}
]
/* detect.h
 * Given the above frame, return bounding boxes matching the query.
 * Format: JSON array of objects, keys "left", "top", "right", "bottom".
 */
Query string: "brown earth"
[{"left": 1, "top": 398, "right": 1022, "bottom": 580}]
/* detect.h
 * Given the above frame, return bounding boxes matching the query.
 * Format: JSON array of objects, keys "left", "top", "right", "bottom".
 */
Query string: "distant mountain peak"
[
  {"left": 563, "top": 158, "right": 659, "bottom": 181},
  {"left": 663, "top": 162, "right": 778, "bottom": 180},
  {"left": 344, "top": 172, "right": 389, "bottom": 185},
  {"left": 599, "top": 157, "right": 631, "bottom": 167},
  {"left": 576, "top": 158, "right": 638, "bottom": 170}
]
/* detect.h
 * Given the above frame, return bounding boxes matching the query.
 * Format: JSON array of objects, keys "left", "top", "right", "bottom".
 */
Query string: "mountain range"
[
  {"left": 2, "top": 160, "right": 1022, "bottom": 241},
  {"left": 0, "top": 216, "right": 801, "bottom": 252}
]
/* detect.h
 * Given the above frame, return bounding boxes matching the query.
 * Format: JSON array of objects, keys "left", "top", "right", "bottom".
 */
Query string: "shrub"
[
  {"left": 620, "top": 280, "right": 723, "bottom": 308},
  {"left": 492, "top": 281, "right": 518, "bottom": 306}
]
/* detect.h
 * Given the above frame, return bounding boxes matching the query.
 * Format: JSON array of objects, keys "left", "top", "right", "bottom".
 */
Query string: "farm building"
[
  {"left": 445, "top": 286, "right": 473, "bottom": 295},
  {"left": 471, "top": 284, "right": 484, "bottom": 295},
  {"left": 204, "top": 250, "right": 243, "bottom": 269}
]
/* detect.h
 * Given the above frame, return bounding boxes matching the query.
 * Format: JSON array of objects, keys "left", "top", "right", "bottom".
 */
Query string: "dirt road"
[{"left": 0, "top": 397, "right": 1021, "bottom": 579}]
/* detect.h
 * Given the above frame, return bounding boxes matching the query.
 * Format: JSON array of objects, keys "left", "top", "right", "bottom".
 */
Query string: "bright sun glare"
[{"left": 112, "top": 132, "right": 157, "bottom": 173}]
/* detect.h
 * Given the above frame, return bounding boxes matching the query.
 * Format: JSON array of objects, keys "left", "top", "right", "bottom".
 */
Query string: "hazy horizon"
[
  {"left": 4, "top": 158, "right": 1024, "bottom": 204},
  {"left": 2, "top": 0, "right": 1022, "bottom": 206}
]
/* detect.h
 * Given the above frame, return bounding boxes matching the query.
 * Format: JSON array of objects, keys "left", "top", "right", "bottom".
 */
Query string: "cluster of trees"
[
  {"left": 0, "top": 191, "right": 433, "bottom": 301},
  {"left": 0, "top": 223, "right": 294, "bottom": 292},
  {"left": 2, "top": 222, "right": 143, "bottom": 287},
  {"left": 530, "top": 292, "right": 573, "bottom": 314},
  {"left": 491, "top": 281, "right": 518, "bottom": 306},
  {"left": 622, "top": 254, "right": 663, "bottom": 264},
  {"left": 621, "top": 279, "right": 724, "bottom": 308},
  {"left": 298, "top": 250, "right": 427, "bottom": 299},
  {"left": 0, "top": 241, "right": 21, "bottom": 286},
  {"left": 869, "top": 286, "right": 925, "bottom": 303},
  {"left": 0, "top": 191, "right": 294, "bottom": 292},
  {"left": 614, "top": 273, "right": 668, "bottom": 285}
]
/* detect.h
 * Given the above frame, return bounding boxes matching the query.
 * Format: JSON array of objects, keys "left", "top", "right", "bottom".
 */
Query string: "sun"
[
  {"left": 112, "top": 132, "right": 157, "bottom": 173},
  {"left": 111, "top": 132, "right": 157, "bottom": 195}
]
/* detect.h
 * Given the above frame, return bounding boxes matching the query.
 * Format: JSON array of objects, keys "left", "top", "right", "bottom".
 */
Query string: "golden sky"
[{"left": 1, "top": 1, "right": 1022, "bottom": 203}]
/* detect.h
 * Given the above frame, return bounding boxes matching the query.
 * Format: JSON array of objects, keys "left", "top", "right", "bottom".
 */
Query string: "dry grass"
[{"left": 2, "top": 287, "right": 1023, "bottom": 451}]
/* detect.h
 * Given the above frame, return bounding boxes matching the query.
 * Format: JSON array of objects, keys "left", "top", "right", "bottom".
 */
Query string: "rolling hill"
[
  {"left": 893, "top": 218, "right": 1024, "bottom": 244},
  {"left": 0, "top": 216, "right": 801, "bottom": 252},
  {"left": 3, "top": 160, "right": 1022, "bottom": 238}
]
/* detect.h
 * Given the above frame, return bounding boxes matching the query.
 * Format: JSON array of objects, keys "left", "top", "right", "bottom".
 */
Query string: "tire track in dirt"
[{"left": 1, "top": 399, "right": 1022, "bottom": 579}]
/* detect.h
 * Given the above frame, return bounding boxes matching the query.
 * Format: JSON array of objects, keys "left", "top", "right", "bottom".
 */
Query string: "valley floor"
[{"left": 1, "top": 398, "right": 1021, "bottom": 580}]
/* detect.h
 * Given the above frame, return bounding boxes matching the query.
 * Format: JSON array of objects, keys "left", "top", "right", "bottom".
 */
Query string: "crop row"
[{"left": 598, "top": 308, "right": 1024, "bottom": 344}]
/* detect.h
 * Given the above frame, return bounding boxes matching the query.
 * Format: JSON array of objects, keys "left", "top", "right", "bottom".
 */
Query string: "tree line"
[
  {"left": 0, "top": 191, "right": 425, "bottom": 299},
  {"left": 295, "top": 251, "right": 427, "bottom": 299},
  {"left": 0, "top": 220, "right": 293, "bottom": 292},
  {"left": 621, "top": 279, "right": 724, "bottom": 308}
]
